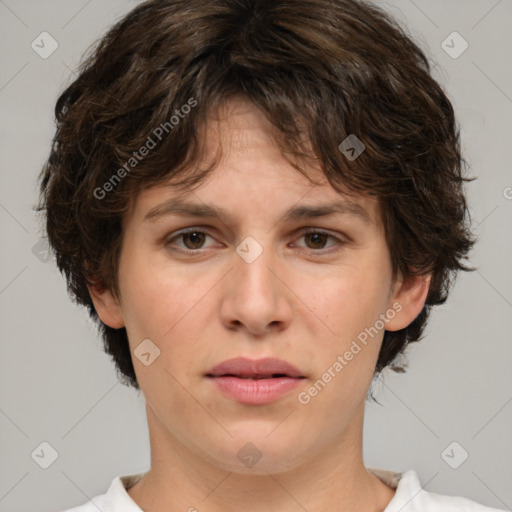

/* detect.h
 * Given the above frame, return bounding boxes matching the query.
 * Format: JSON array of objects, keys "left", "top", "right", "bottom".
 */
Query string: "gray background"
[{"left": 0, "top": 0, "right": 511, "bottom": 511}]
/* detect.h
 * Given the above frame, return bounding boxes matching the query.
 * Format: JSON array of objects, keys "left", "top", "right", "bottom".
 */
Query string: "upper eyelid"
[
  {"left": 166, "top": 226, "right": 344, "bottom": 248},
  {"left": 169, "top": 226, "right": 339, "bottom": 238}
]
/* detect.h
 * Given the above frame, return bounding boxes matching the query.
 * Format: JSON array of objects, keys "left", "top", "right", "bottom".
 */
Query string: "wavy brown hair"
[{"left": 36, "top": 0, "right": 475, "bottom": 390}]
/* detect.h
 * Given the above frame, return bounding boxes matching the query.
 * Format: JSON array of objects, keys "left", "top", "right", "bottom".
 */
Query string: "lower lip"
[{"left": 207, "top": 376, "right": 304, "bottom": 405}]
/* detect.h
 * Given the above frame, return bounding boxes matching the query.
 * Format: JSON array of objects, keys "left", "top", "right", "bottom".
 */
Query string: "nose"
[{"left": 220, "top": 238, "right": 294, "bottom": 337}]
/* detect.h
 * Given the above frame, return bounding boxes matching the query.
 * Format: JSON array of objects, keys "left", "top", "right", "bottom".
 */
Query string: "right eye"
[{"left": 165, "top": 228, "right": 218, "bottom": 253}]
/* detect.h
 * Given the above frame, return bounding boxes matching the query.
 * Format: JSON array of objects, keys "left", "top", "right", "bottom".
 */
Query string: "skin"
[{"left": 89, "top": 95, "right": 430, "bottom": 512}]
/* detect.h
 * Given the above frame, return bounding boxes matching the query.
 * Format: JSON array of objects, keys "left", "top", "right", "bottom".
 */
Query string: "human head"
[{"left": 37, "top": 0, "right": 475, "bottom": 391}]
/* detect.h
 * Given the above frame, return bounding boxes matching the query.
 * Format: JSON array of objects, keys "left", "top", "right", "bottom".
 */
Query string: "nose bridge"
[
  {"left": 221, "top": 233, "right": 293, "bottom": 334},
  {"left": 234, "top": 234, "right": 280, "bottom": 300}
]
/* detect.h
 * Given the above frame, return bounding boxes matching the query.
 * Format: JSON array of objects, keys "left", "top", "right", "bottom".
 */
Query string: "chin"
[{"left": 201, "top": 431, "right": 306, "bottom": 475}]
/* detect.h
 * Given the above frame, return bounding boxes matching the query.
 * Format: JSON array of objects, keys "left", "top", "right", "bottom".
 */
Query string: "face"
[{"left": 90, "top": 96, "right": 429, "bottom": 475}]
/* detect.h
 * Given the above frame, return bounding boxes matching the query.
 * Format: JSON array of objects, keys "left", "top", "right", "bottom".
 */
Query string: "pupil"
[
  {"left": 307, "top": 233, "right": 326, "bottom": 249},
  {"left": 184, "top": 232, "right": 204, "bottom": 249}
]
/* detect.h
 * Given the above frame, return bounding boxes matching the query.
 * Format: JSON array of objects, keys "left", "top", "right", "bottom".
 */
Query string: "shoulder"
[
  {"left": 53, "top": 495, "right": 108, "bottom": 512},
  {"left": 52, "top": 473, "right": 145, "bottom": 512},
  {"left": 52, "top": 489, "right": 110, "bottom": 512},
  {"left": 369, "top": 468, "right": 507, "bottom": 512}
]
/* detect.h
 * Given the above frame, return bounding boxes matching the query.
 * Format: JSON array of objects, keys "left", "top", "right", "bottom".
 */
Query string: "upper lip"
[{"left": 206, "top": 357, "right": 305, "bottom": 378}]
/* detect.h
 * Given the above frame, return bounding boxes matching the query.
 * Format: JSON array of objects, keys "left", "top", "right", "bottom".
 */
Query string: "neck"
[{"left": 127, "top": 404, "right": 395, "bottom": 512}]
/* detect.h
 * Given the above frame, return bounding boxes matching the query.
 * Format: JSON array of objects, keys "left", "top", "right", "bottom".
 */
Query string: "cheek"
[
  {"left": 118, "top": 256, "right": 219, "bottom": 370},
  {"left": 304, "top": 276, "right": 385, "bottom": 396},
  {"left": 116, "top": 246, "right": 180, "bottom": 342},
  {"left": 314, "top": 267, "right": 389, "bottom": 334},
  {"left": 299, "top": 264, "right": 391, "bottom": 391}
]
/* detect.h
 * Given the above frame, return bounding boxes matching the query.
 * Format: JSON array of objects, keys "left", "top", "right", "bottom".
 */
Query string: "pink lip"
[{"left": 205, "top": 357, "right": 306, "bottom": 405}]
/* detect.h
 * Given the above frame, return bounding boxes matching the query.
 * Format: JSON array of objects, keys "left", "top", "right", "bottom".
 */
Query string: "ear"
[
  {"left": 88, "top": 284, "right": 125, "bottom": 329},
  {"left": 385, "top": 272, "right": 431, "bottom": 331}
]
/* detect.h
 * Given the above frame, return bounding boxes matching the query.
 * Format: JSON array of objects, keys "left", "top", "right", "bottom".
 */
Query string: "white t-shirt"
[{"left": 60, "top": 468, "right": 506, "bottom": 511}]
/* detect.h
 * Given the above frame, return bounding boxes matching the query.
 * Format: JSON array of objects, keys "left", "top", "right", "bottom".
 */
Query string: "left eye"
[
  {"left": 293, "top": 230, "right": 340, "bottom": 251},
  {"left": 166, "top": 228, "right": 343, "bottom": 253}
]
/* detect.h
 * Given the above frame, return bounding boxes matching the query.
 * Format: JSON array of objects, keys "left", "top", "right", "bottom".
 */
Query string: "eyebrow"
[{"left": 143, "top": 196, "right": 372, "bottom": 225}]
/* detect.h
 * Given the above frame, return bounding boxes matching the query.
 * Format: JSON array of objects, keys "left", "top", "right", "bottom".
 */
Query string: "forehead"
[
  {"left": 128, "top": 180, "right": 380, "bottom": 237},
  {"left": 127, "top": 96, "right": 381, "bottom": 227}
]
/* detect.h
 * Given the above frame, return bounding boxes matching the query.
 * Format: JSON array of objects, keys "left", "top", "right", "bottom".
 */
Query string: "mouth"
[
  {"left": 205, "top": 357, "right": 305, "bottom": 379},
  {"left": 205, "top": 357, "right": 306, "bottom": 405},
  {"left": 205, "top": 373, "right": 302, "bottom": 379}
]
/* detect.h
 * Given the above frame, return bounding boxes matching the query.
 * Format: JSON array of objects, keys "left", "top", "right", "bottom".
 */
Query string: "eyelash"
[{"left": 165, "top": 227, "right": 347, "bottom": 255}]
